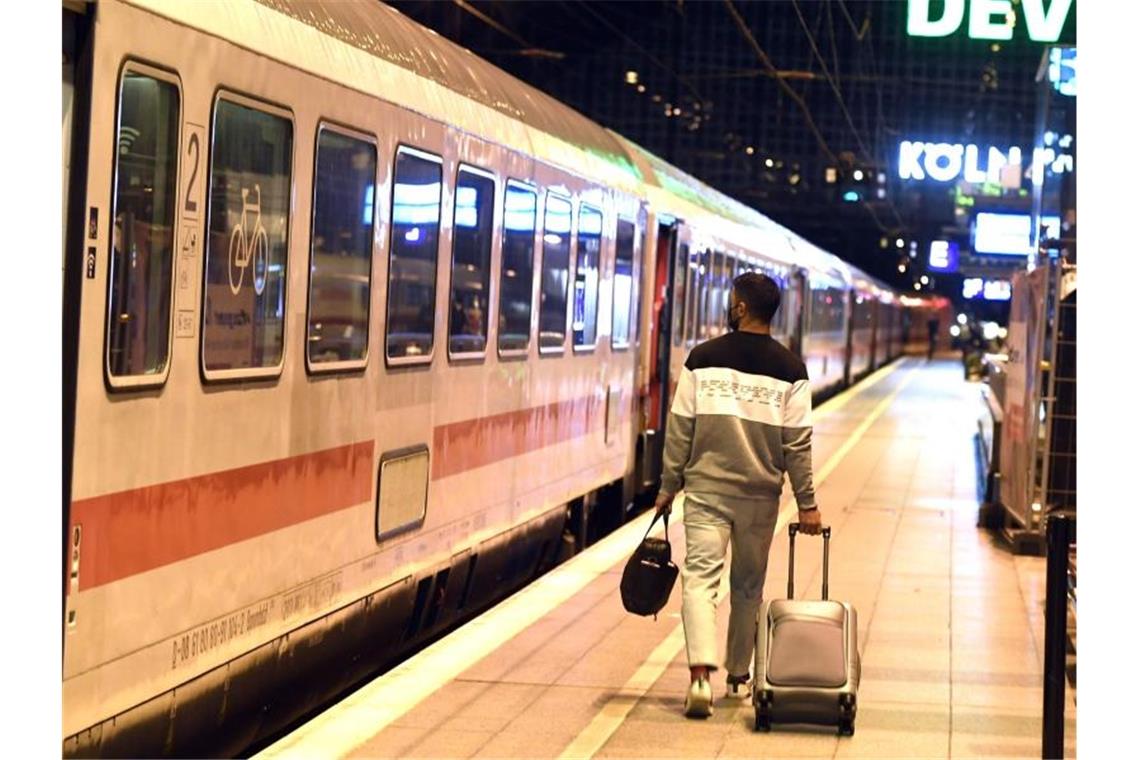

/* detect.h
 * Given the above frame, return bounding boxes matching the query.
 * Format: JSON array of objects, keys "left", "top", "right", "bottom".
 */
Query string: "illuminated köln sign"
[
  {"left": 898, "top": 142, "right": 1021, "bottom": 184},
  {"left": 897, "top": 141, "right": 1073, "bottom": 185},
  {"left": 907, "top": 0, "right": 1074, "bottom": 43}
]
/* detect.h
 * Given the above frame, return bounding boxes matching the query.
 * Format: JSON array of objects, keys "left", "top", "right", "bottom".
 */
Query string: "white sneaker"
[
  {"left": 684, "top": 677, "right": 713, "bottom": 718},
  {"left": 725, "top": 673, "right": 751, "bottom": 699}
]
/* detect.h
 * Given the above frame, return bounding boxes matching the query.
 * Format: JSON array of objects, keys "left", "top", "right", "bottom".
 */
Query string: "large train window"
[
  {"left": 632, "top": 223, "right": 647, "bottom": 343},
  {"left": 611, "top": 218, "right": 636, "bottom": 349},
  {"left": 498, "top": 181, "right": 537, "bottom": 356},
  {"left": 539, "top": 193, "right": 572, "bottom": 353},
  {"left": 306, "top": 125, "right": 376, "bottom": 371},
  {"left": 698, "top": 250, "right": 713, "bottom": 341},
  {"left": 672, "top": 243, "right": 688, "bottom": 347},
  {"left": 386, "top": 146, "right": 442, "bottom": 364},
  {"left": 573, "top": 204, "right": 602, "bottom": 350},
  {"left": 449, "top": 165, "right": 496, "bottom": 359},
  {"left": 708, "top": 250, "right": 726, "bottom": 336},
  {"left": 201, "top": 93, "right": 293, "bottom": 379},
  {"left": 687, "top": 249, "right": 706, "bottom": 346},
  {"left": 106, "top": 64, "right": 180, "bottom": 388}
]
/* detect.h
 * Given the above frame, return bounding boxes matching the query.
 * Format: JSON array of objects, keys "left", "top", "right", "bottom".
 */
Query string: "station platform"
[{"left": 255, "top": 357, "right": 1076, "bottom": 760}]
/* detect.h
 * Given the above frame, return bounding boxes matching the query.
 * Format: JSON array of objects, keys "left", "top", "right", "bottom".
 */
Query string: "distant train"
[{"left": 62, "top": 1, "right": 912, "bottom": 755}]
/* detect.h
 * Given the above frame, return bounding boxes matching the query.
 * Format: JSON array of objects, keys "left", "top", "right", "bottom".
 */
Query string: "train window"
[
  {"left": 386, "top": 146, "right": 442, "bottom": 363},
  {"left": 449, "top": 165, "right": 496, "bottom": 358},
  {"left": 693, "top": 249, "right": 710, "bottom": 344},
  {"left": 632, "top": 224, "right": 646, "bottom": 343},
  {"left": 684, "top": 247, "right": 700, "bottom": 347},
  {"left": 572, "top": 204, "right": 602, "bottom": 350},
  {"left": 672, "top": 243, "right": 688, "bottom": 347},
  {"left": 201, "top": 94, "right": 292, "bottom": 378},
  {"left": 306, "top": 126, "right": 377, "bottom": 370},
  {"left": 498, "top": 181, "right": 537, "bottom": 355},
  {"left": 538, "top": 193, "right": 572, "bottom": 353},
  {"left": 611, "top": 218, "right": 636, "bottom": 349},
  {"left": 106, "top": 66, "right": 180, "bottom": 386},
  {"left": 709, "top": 250, "right": 725, "bottom": 335}
]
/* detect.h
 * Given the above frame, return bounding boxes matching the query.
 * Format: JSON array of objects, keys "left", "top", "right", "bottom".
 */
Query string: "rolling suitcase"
[{"left": 752, "top": 522, "right": 860, "bottom": 735}]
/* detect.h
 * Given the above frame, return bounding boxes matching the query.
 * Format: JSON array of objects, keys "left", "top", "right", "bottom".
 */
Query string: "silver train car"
[{"left": 61, "top": 1, "right": 908, "bottom": 755}]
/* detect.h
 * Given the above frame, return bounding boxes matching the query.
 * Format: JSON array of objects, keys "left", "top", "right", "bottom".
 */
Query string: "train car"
[{"left": 61, "top": 1, "right": 906, "bottom": 756}]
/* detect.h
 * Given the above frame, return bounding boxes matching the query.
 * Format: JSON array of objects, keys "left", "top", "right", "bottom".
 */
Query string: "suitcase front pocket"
[{"left": 767, "top": 616, "right": 847, "bottom": 688}]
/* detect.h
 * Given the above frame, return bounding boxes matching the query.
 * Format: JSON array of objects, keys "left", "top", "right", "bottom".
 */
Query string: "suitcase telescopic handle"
[{"left": 787, "top": 523, "right": 832, "bottom": 600}]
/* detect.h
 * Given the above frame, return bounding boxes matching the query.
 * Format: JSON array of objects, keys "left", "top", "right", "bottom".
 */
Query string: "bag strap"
[{"left": 643, "top": 509, "right": 670, "bottom": 546}]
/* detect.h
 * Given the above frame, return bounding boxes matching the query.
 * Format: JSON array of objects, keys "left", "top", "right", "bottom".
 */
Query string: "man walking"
[{"left": 654, "top": 272, "right": 822, "bottom": 718}]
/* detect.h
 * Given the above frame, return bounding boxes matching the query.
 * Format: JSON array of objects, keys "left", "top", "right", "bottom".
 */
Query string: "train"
[{"left": 61, "top": 1, "right": 916, "bottom": 756}]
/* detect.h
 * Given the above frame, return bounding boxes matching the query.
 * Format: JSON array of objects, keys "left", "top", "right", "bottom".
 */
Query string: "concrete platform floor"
[{"left": 259, "top": 358, "right": 1075, "bottom": 760}]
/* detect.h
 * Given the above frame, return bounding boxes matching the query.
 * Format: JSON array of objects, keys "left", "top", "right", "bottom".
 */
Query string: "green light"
[{"left": 906, "top": 0, "right": 1072, "bottom": 43}]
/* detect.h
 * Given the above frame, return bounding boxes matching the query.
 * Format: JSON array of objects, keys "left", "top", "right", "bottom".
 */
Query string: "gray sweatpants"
[{"left": 681, "top": 492, "right": 780, "bottom": 676}]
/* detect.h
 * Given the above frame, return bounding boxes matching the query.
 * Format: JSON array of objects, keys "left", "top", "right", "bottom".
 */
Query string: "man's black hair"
[{"left": 732, "top": 272, "right": 781, "bottom": 324}]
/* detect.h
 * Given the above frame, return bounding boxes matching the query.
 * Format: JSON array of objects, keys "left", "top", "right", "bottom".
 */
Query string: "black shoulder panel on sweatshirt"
[{"left": 684, "top": 332, "right": 808, "bottom": 384}]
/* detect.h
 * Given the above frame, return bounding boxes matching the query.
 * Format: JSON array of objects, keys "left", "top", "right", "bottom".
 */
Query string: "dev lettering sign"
[{"left": 907, "top": 0, "right": 1074, "bottom": 43}]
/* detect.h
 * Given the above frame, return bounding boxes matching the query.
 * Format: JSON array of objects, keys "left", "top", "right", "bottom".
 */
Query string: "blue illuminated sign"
[
  {"left": 1048, "top": 47, "right": 1076, "bottom": 97},
  {"left": 963, "top": 277, "right": 1011, "bottom": 301},
  {"left": 973, "top": 212, "right": 1060, "bottom": 256},
  {"left": 928, "top": 240, "right": 960, "bottom": 272}
]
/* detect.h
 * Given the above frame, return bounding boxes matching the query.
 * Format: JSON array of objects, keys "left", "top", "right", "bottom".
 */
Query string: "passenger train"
[{"left": 62, "top": 1, "right": 911, "bottom": 755}]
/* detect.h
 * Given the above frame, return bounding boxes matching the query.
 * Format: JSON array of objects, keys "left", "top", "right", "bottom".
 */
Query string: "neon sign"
[
  {"left": 907, "top": 0, "right": 1074, "bottom": 43},
  {"left": 899, "top": 141, "right": 1073, "bottom": 185},
  {"left": 962, "top": 278, "right": 1012, "bottom": 301},
  {"left": 928, "top": 241, "right": 960, "bottom": 272},
  {"left": 898, "top": 142, "right": 1022, "bottom": 184}
]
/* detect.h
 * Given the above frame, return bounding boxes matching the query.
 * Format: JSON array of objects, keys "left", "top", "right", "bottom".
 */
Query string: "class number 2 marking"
[{"left": 184, "top": 132, "right": 200, "bottom": 215}]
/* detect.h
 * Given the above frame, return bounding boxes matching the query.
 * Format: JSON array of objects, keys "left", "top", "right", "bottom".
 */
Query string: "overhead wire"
[
  {"left": 572, "top": 0, "right": 708, "bottom": 106},
  {"left": 723, "top": 0, "right": 907, "bottom": 238},
  {"left": 806, "top": 0, "right": 908, "bottom": 231},
  {"left": 835, "top": 0, "right": 868, "bottom": 41},
  {"left": 722, "top": 0, "right": 840, "bottom": 166},
  {"left": 790, "top": 0, "right": 874, "bottom": 164},
  {"left": 450, "top": 0, "right": 550, "bottom": 55}
]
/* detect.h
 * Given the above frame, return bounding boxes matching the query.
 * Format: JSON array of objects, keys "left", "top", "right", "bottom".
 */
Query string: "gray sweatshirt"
[{"left": 660, "top": 331, "right": 817, "bottom": 509}]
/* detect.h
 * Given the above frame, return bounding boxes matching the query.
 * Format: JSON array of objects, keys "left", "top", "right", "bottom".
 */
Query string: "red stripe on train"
[
  {"left": 69, "top": 441, "right": 374, "bottom": 593},
  {"left": 431, "top": 394, "right": 606, "bottom": 480},
  {"left": 68, "top": 392, "right": 627, "bottom": 592}
]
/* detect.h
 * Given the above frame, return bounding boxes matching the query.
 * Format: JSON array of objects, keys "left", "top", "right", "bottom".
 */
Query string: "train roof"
[{"left": 125, "top": 0, "right": 894, "bottom": 294}]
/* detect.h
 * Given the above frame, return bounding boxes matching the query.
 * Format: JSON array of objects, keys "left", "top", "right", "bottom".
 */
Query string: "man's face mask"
[{"left": 727, "top": 299, "right": 742, "bottom": 331}]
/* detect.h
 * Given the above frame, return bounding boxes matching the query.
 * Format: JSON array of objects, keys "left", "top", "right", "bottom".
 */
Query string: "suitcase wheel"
[
  {"left": 754, "top": 690, "right": 773, "bottom": 732},
  {"left": 838, "top": 693, "right": 856, "bottom": 736}
]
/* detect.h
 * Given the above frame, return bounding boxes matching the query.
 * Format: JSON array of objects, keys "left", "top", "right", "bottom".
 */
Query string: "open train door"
[
  {"left": 635, "top": 214, "right": 686, "bottom": 498},
  {"left": 786, "top": 268, "right": 808, "bottom": 358},
  {"left": 63, "top": 1, "right": 94, "bottom": 639}
]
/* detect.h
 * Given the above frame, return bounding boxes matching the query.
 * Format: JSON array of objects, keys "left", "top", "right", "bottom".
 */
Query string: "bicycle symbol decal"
[{"left": 227, "top": 184, "right": 269, "bottom": 296}]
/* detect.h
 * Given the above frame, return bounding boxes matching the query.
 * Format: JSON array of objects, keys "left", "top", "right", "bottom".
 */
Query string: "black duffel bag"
[{"left": 620, "top": 510, "right": 679, "bottom": 619}]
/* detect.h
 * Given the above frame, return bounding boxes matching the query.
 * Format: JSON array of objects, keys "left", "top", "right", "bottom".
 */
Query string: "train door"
[
  {"left": 786, "top": 268, "right": 808, "bottom": 358},
  {"left": 843, "top": 291, "right": 855, "bottom": 386},
  {"left": 636, "top": 216, "right": 676, "bottom": 491},
  {"left": 870, "top": 299, "right": 881, "bottom": 369},
  {"left": 63, "top": 2, "right": 93, "bottom": 628}
]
